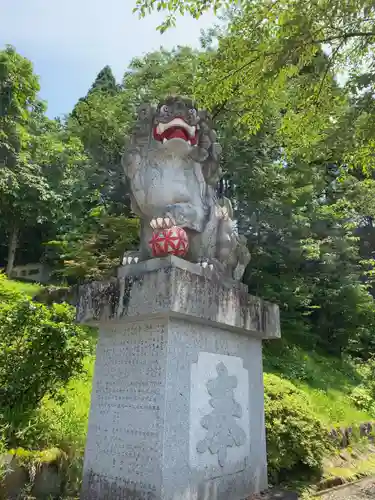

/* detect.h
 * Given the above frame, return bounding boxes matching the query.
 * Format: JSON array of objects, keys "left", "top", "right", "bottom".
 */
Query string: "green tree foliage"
[
  {"left": 0, "top": 46, "right": 42, "bottom": 275},
  {"left": 0, "top": 47, "right": 89, "bottom": 276},
  {"left": 70, "top": 65, "right": 125, "bottom": 213},
  {"left": 89, "top": 65, "right": 119, "bottom": 95},
  {"left": 135, "top": 0, "right": 375, "bottom": 169},
  {"left": 69, "top": 90, "right": 131, "bottom": 214},
  {"left": 122, "top": 47, "right": 204, "bottom": 103},
  {"left": 54, "top": 72, "right": 137, "bottom": 281},
  {"left": 212, "top": 48, "right": 375, "bottom": 355},
  {"left": 49, "top": 212, "right": 139, "bottom": 282}
]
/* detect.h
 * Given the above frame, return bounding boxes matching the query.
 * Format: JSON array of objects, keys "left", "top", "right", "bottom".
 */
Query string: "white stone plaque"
[{"left": 189, "top": 352, "right": 250, "bottom": 475}]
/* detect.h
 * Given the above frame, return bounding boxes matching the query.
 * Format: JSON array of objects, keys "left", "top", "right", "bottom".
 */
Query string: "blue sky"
[{"left": 0, "top": 0, "right": 215, "bottom": 118}]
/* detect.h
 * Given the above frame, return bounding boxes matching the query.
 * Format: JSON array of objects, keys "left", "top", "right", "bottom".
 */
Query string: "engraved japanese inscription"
[
  {"left": 189, "top": 352, "right": 250, "bottom": 475},
  {"left": 85, "top": 320, "right": 166, "bottom": 498},
  {"left": 196, "top": 362, "right": 246, "bottom": 467}
]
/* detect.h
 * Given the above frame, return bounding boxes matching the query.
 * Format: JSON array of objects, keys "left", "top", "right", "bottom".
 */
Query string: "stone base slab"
[{"left": 77, "top": 256, "right": 280, "bottom": 340}]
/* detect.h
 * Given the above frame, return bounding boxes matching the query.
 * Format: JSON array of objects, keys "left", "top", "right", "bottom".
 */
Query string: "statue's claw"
[
  {"left": 199, "top": 259, "right": 214, "bottom": 271},
  {"left": 150, "top": 216, "right": 176, "bottom": 230},
  {"left": 121, "top": 253, "right": 140, "bottom": 265}
]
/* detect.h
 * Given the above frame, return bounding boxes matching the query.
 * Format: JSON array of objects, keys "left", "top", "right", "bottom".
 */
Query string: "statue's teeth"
[
  {"left": 188, "top": 125, "right": 196, "bottom": 137},
  {"left": 157, "top": 123, "right": 165, "bottom": 133},
  {"left": 158, "top": 118, "right": 196, "bottom": 138}
]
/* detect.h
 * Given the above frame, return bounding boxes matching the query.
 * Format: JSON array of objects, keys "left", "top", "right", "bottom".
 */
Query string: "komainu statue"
[{"left": 121, "top": 95, "right": 250, "bottom": 281}]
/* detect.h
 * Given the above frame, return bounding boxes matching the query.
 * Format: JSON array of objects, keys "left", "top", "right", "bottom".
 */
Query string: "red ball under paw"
[{"left": 149, "top": 226, "right": 189, "bottom": 257}]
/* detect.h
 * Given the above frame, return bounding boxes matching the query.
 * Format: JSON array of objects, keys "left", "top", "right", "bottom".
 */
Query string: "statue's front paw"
[
  {"left": 149, "top": 216, "right": 176, "bottom": 230},
  {"left": 198, "top": 258, "right": 228, "bottom": 277}
]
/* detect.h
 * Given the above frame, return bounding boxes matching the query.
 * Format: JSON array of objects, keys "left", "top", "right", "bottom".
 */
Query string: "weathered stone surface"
[
  {"left": 0, "top": 450, "right": 67, "bottom": 500},
  {"left": 78, "top": 259, "right": 279, "bottom": 500},
  {"left": 0, "top": 454, "right": 29, "bottom": 500},
  {"left": 77, "top": 256, "right": 280, "bottom": 340},
  {"left": 31, "top": 462, "right": 64, "bottom": 499}
]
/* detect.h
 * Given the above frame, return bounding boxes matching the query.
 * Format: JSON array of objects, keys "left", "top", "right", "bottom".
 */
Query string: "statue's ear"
[
  {"left": 198, "top": 109, "right": 207, "bottom": 121},
  {"left": 198, "top": 109, "right": 213, "bottom": 128}
]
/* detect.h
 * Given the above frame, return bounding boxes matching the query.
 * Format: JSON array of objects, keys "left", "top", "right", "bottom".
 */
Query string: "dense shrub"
[
  {"left": 0, "top": 295, "right": 91, "bottom": 417},
  {"left": 348, "top": 358, "right": 375, "bottom": 415},
  {"left": 365, "top": 358, "right": 375, "bottom": 401},
  {"left": 264, "top": 373, "right": 330, "bottom": 481}
]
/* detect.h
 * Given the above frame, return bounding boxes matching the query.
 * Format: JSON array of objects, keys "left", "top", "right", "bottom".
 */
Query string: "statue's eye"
[
  {"left": 188, "top": 108, "right": 197, "bottom": 117},
  {"left": 160, "top": 104, "right": 169, "bottom": 114}
]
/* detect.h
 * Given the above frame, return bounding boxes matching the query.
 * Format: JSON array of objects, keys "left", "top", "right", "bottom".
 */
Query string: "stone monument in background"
[{"left": 77, "top": 96, "right": 280, "bottom": 500}]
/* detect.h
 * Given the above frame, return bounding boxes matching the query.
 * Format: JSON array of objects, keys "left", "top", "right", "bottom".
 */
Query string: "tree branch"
[
  {"left": 312, "top": 30, "right": 375, "bottom": 44},
  {"left": 314, "top": 40, "right": 345, "bottom": 105}
]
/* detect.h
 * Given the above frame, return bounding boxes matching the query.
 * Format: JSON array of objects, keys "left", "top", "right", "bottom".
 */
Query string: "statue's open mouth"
[{"left": 153, "top": 118, "right": 198, "bottom": 146}]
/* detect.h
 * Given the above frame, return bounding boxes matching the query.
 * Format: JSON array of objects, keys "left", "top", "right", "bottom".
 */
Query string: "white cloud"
[{"left": 0, "top": 0, "right": 216, "bottom": 116}]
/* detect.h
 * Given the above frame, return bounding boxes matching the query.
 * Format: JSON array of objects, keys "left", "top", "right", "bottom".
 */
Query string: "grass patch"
[
  {"left": 34, "top": 355, "right": 95, "bottom": 453},
  {"left": 2, "top": 279, "right": 43, "bottom": 298},
  {"left": 299, "top": 386, "right": 372, "bottom": 427},
  {"left": 264, "top": 340, "right": 375, "bottom": 427}
]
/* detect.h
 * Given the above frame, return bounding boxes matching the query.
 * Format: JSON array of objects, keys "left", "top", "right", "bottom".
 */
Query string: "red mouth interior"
[{"left": 153, "top": 125, "right": 198, "bottom": 145}]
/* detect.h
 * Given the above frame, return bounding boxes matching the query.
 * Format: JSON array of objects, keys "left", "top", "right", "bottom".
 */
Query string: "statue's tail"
[
  {"left": 233, "top": 235, "right": 251, "bottom": 281},
  {"left": 217, "top": 197, "right": 234, "bottom": 220}
]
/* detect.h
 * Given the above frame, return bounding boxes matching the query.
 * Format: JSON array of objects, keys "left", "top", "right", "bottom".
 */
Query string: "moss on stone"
[{"left": 8, "top": 447, "right": 67, "bottom": 469}]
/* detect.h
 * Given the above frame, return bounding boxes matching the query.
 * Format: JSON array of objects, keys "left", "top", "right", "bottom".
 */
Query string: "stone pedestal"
[{"left": 77, "top": 256, "right": 280, "bottom": 500}]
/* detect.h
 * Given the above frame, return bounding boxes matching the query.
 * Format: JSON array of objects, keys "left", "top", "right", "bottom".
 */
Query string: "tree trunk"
[{"left": 6, "top": 224, "right": 19, "bottom": 277}]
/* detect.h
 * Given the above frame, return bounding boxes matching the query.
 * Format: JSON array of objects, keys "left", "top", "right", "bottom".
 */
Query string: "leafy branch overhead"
[
  {"left": 135, "top": 0, "right": 375, "bottom": 172},
  {"left": 133, "top": 0, "right": 228, "bottom": 31}
]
